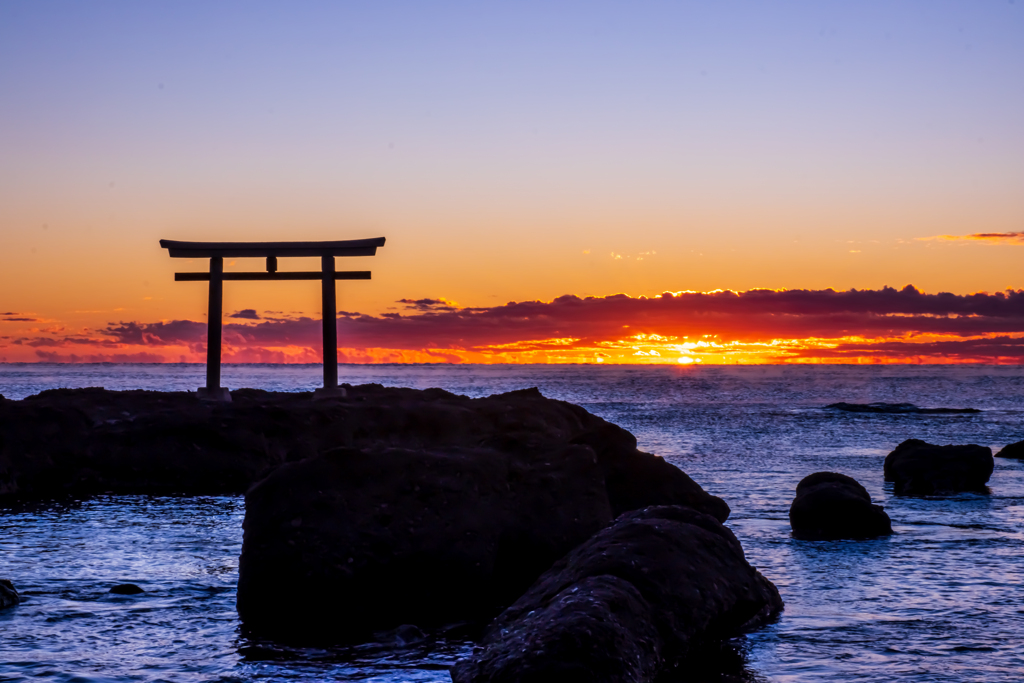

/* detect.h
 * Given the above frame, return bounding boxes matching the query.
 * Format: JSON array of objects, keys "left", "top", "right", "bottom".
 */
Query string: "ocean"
[{"left": 1, "top": 363, "right": 1023, "bottom": 682}]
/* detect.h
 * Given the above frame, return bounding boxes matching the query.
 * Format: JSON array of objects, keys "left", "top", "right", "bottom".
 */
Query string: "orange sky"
[{"left": 2, "top": 3, "right": 1023, "bottom": 365}]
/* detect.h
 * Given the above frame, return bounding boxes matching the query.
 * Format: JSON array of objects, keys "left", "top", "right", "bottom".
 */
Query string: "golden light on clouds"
[{"left": 918, "top": 232, "right": 1024, "bottom": 245}]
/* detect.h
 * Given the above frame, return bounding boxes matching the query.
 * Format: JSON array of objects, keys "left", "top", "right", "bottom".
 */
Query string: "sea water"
[{"left": 1, "top": 363, "right": 1023, "bottom": 682}]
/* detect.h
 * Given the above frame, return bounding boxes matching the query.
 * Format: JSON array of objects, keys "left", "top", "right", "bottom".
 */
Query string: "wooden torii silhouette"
[{"left": 161, "top": 237, "right": 386, "bottom": 400}]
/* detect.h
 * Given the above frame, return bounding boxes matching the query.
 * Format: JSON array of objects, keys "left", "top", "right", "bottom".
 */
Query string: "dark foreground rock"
[
  {"left": 826, "top": 402, "right": 979, "bottom": 414},
  {"left": 884, "top": 439, "right": 994, "bottom": 495},
  {"left": 451, "top": 506, "right": 783, "bottom": 683},
  {"left": 237, "top": 442, "right": 728, "bottom": 641},
  {"left": 1, "top": 385, "right": 730, "bottom": 641},
  {"left": 0, "top": 385, "right": 726, "bottom": 522},
  {"left": 995, "top": 440, "right": 1024, "bottom": 459},
  {"left": 1, "top": 579, "right": 20, "bottom": 609},
  {"left": 789, "top": 472, "right": 892, "bottom": 540}
]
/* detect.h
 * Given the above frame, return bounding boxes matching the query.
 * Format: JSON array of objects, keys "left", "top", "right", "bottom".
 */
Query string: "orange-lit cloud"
[
  {"left": 5, "top": 286, "right": 1024, "bottom": 364},
  {"left": 918, "top": 232, "right": 1024, "bottom": 245}
]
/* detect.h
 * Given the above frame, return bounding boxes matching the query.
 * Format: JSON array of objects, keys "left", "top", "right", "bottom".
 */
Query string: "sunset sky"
[{"left": 2, "top": 1, "right": 1023, "bottom": 364}]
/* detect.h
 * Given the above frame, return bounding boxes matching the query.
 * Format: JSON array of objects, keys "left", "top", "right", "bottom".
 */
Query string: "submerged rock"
[
  {"left": 0, "top": 578, "right": 20, "bottom": 609},
  {"left": 826, "top": 402, "right": 979, "bottom": 414},
  {"left": 995, "top": 440, "right": 1024, "bottom": 459},
  {"left": 789, "top": 472, "right": 892, "bottom": 540},
  {"left": 109, "top": 583, "right": 145, "bottom": 595},
  {"left": 450, "top": 506, "right": 783, "bottom": 683},
  {"left": 884, "top": 439, "right": 993, "bottom": 495}
]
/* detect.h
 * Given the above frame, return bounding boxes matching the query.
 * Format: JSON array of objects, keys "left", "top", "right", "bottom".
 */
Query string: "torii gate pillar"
[{"left": 161, "top": 238, "right": 386, "bottom": 401}]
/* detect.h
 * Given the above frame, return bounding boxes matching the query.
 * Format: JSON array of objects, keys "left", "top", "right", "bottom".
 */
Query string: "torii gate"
[{"left": 161, "top": 237, "right": 386, "bottom": 400}]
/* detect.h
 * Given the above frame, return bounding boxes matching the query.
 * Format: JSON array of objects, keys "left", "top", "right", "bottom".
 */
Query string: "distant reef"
[{"left": 825, "top": 402, "right": 980, "bottom": 414}]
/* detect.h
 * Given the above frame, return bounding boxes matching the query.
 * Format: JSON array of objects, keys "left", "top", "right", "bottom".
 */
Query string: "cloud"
[
  {"left": 306, "top": 286, "right": 1024, "bottom": 350},
  {"left": 784, "top": 336, "right": 1024, "bottom": 362},
  {"left": 397, "top": 298, "right": 460, "bottom": 312},
  {"left": 104, "top": 320, "right": 208, "bottom": 345},
  {"left": 918, "top": 232, "right": 1024, "bottom": 245},
  {"left": 2, "top": 317, "right": 37, "bottom": 322},
  {"left": 34, "top": 350, "right": 167, "bottom": 363},
  {"left": 228, "top": 309, "right": 261, "bottom": 320},
  {"left": 7, "top": 286, "right": 1024, "bottom": 364}
]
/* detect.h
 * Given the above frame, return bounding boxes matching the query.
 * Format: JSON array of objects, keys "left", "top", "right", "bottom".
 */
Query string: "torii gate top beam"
[
  {"left": 161, "top": 237, "right": 385, "bottom": 401},
  {"left": 160, "top": 237, "right": 385, "bottom": 258}
]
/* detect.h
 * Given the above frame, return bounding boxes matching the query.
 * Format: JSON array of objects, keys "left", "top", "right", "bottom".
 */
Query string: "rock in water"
[
  {"left": 995, "top": 440, "right": 1024, "bottom": 459},
  {"left": 884, "top": 439, "right": 993, "bottom": 495},
  {"left": 826, "top": 402, "right": 979, "bottom": 414},
  {"left": 237, "top": 444, "right": 612, "bottom": 640},
  {"left": 0, "top": 579, "right": 20, "bottom": 609},
  {"left": 237, "top": 443, "right": 728, "bottom": 641},
  {"left": 450, "top": 506, "right": 782, "bottom": 683},
  {"left": 109, "top": 583, "right": 145, "bottom": 595},
  {"left": 789, "top": 472, "right": 892, "bottom": 540},
  {"left": 234, "top": 387, "right": 728, "bottom": 641},
  {"left": 0, "top": 385, "right": 729, "bottom": 522}
]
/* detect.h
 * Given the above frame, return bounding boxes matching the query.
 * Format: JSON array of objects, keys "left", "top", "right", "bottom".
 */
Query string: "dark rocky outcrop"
[
  {"left": 995, "top": 440, "right": 1024, "bottom": 459},
  {"left": 2, "top": 385, "right": 732, "bottom": 641},
  {"left": 109, "top": 583, "right": 145, "bottom": 595},
  {"left": 0, "top": 386, "right": 726, "bottom": 523},
  {"left": 0, "top": 579, "right": 20, "bottom": 609},
  {"left": 884, "top": 439, "right": 994, "bottom": 495},
  {"left": 826, "top": 402, "right": 979, "bottom": 414},
  {"left": 789, "top": 472, "right": 892, "bottom": 540},
  {"left": 450, "top": 506, "right": 783, "bottom": 683},
  {"left": 237, "top": 442, "right": 727, "bottom": 641}
]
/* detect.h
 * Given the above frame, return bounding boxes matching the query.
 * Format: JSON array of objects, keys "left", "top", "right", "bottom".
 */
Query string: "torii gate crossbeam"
[{"left": 161, "top": 238, "right": 385, "bottom": 400}]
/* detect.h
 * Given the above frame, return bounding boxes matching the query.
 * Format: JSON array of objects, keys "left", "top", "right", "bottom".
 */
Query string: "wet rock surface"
[
  {"left": 884, "top": 439, "right": 994, "bottom": 495},
  {"left": 1, "top": 578, "right": 20, "bottom": 609},
  {"left": 237, "top": 443, "right": 613, "bottom": 640},
  {"left": 237, "top": 440, "right": 728, "bottom": 641},
  {"left": 995, "top": 440, "right": 1024, "bottom": 459},
  {"left": 450, "top": 505, "right": 783, "bottom": 683},
  {"left": 789, "top": 471, "right": 892, "bottom": 540},
  {"left": 109, "top": 583, "right": 145, "bottom": 595}
]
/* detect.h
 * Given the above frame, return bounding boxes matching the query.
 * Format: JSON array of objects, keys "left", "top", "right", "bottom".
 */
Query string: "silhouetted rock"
[
  {"left": 995, "top": 440, "right": 1024, "bottom": 459},
  {"left": 826, "top": 402, "right": 979, "bottom": 414},
  {"left": 0, "top": 386, "right": 728, "bottom": 523},
  {"left": 884, "top": 439, "right": 993, "bottom": 495},
  {"left": 0, "top": 579, "right": 20, "bottom": 609},
  {"left": 450, "top": 506, "right": 783, "bottom": 683},
  {"left": 236, "top": 444, "right": 610, "bottom": 640},
  {"left": 109, "top": 583, "right": 145, "bottom": 595},
  {"left": 789, "top": 472, "right": 892, "bottom": 540},
  {"left": 1, "top": 385, "right": 730, "bottom": 640},
  {"left": 237, "top": 440, "right": 727, "bottom": 642}
]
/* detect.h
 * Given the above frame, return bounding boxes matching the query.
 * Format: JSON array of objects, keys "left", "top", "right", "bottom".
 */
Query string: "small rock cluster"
[{"left": 789, "top": 435, "right": 1008, "bottom": 542}]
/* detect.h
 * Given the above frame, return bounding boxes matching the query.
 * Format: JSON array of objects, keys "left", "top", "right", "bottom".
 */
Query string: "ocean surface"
[{"left": 2, "top": 363, "right": 1023, "bottom": 682}]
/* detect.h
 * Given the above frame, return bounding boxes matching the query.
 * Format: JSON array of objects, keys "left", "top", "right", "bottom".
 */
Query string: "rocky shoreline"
[
  {"left": 5, "top": 386, "right": 1013, "bottom": 681},
  {"left": 1, "top": 385, "right": 778, "bottom": 681}
]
